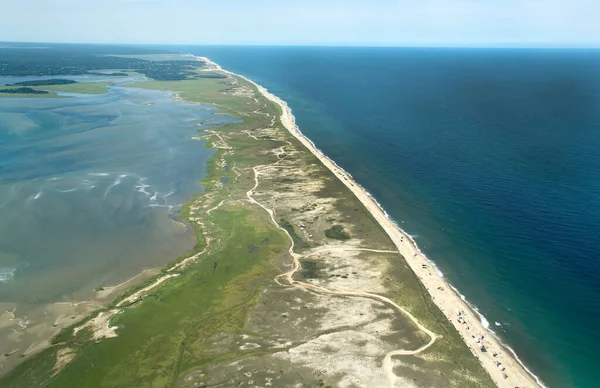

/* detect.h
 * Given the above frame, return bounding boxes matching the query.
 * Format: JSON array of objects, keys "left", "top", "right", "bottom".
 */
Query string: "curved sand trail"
[
  {"left": 246, "top": 165, "right": 437, "bottom": 388},
  {"left": 197, "top": 55, "right": 543, "bottom": 387},
  {"left": 237, "top": 72, "right": 439, "bottom": 386}
]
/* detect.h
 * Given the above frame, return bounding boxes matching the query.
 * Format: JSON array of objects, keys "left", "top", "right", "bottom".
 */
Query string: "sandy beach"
[{"left": 199, "top": 56, "right": 545, "bottom": 388}]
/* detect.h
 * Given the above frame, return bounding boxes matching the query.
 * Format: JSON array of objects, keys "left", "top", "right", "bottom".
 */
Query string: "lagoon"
[{"left": 0, "top": 76, "right": 227, "bottom": 368}]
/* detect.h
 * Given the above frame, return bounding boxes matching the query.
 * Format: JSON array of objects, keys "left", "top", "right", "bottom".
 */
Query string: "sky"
[{"left": 2, "top": 0, "right": 599, "bottom": 47}]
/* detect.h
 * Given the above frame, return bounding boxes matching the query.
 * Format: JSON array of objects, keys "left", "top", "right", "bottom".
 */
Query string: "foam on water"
[
  {"left": 85, "top": 171, "right": 183, "bottom": 210},
  {"left": 0, "top": 75, "right": 220, "bottom": 361},
  {"left": 0, "top": 267, "right": 16, "bottom": 283},
  {"left": 191, "top": 46, "right": 596, "bottom": 386},
  {"left": 104, "top": 176, "right": 124, "bottom": 197},
  {"left": 475, "top": 306, "right": 491, "bottom": 329},
  {"left": 447, "top": 281, "right": 548, "bottom": 387},
  {"left": 228, "top": 64, "right": 548, "bottom": 386},
  {"left": 136, "top": 181, "right": 152, "bottom": 196}
]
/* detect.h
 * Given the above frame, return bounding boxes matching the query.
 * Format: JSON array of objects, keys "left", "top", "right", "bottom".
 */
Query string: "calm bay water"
[
  {"left": 0, "top": 76, "right": 226, "bottom": 304},
  {"left": 177, "top": 46, "right": 600, "bottom": 387}
]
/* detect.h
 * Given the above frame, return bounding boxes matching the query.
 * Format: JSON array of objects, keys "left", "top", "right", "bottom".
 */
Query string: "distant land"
[
  {"left": 0, "top": 87, "right": 49, "bottom": 95},
  {"left": 8, "top": 79, "right": 76, "bottom": 86},
  {"left": 0, "top": 44, "right": 543, "bottom": 388},
  {"left": 0, "top": 43, "right": 203, "bottom": 80}
]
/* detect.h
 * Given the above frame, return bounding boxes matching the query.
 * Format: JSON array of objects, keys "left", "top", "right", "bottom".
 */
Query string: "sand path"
[
  {"left": 197, "top": 55, "right": 544, "bottom": 388},
  {"left": 246, "top": 155, "right": 437, "bottom": 388}
]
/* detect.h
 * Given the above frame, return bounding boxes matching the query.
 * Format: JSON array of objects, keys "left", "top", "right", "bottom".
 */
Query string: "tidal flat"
[
  {"left": 0, "top": 74, "right": 235, "bottom": 373},
  {"left": 1, "top": 59, "right": 497, "bottom": 387}
]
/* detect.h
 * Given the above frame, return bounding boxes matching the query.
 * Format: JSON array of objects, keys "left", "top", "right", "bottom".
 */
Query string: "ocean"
[
  {"left": 172, "top": 46, "right": 600, "bottom": 387},
  {"left": 0, "top": 74, "right": 227, "bottom": 348}
]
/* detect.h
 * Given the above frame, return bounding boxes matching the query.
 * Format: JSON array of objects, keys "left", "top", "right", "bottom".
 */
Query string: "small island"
[
  {"left": 0, "top": 79, "right": 113, "bottom": 97},
  {"left": 0, "top": 87, "right": 49, "bottom": 95},
  {"left": 9, "top": 79, "right": 76, "bottom": 86}
]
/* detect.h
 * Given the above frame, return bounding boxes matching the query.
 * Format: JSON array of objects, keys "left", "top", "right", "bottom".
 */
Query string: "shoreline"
[
  {"left": 0, "top": 266, "right": 161, "bottom": 374},
  {"left": 198, "top": 55, "right": 545, "bottom": 388}
]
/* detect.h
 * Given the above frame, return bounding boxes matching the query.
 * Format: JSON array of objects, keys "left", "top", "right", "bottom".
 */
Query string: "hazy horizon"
[
  {"left": 4, "top": 41, "right": 600, "bottom": 50},
  {"left": 2, "top": 0, "right": 599, "bottom": 48}
]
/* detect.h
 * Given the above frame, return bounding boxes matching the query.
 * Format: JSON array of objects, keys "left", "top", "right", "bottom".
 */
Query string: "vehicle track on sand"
[
  {"left": 246, "top": 164, "right": 438, "bottom": 388},
  {"left": 198, "top": 64, "right": 439, "bottom": 386}
]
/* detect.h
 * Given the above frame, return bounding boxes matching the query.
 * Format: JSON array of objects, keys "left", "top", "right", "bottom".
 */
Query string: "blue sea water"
[{"left": 174, "top": 46, "right": 600, "bottom": 387}]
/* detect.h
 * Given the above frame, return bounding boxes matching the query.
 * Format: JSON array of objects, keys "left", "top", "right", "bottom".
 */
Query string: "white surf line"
[
  {"left": 194, "top": 55, "right": 541, "bottom": 387},
  {"left": 204, "top": 57, "right": 542, "bottom": 387},
  {"left": 246, "top": 165, "right": 437, "bottom": 388},
  {"left": 103, "top": 174, "right": 126, "bottom": 198},
  {"left": 229, "top": 79, "right": 439, "bottom": 385}
]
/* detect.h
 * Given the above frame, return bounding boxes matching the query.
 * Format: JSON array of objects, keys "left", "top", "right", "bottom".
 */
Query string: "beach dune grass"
[
  {"left": 0, "top": 72, "right": 292, "bottom": 387},
  {"left": 40, "top": 82, "right": 113, "bottom": 94},
  {"left": 131, "top": 72, "right": 493, "bottom": 384},
  {"left": 324, "top": 224, "right": 351, "bottom": 240},
  {"left": 1, "top": 205, "right": 287, "bottom": 387},
  {"left": 1, "top": 62, "right": 495, "bottom": 388},
  {"left": 9, "top": 79, "right": 76, "bottom": 86},
  {"left": 279, "top": 218, "right": 310, "bottom": 249}
]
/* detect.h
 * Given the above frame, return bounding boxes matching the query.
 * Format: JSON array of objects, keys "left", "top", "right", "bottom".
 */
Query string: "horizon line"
[{"left": 3, "top": 40, "right": 600, "bottom": 50}]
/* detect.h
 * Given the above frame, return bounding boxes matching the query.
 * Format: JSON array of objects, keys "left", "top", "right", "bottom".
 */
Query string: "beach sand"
[{"left": 199, "top": 56, "right": 545, "bottom": 388}]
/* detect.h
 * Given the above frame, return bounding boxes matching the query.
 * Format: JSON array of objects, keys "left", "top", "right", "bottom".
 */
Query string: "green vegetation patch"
[
  {"left": 41, "top": 82, "right": 112, "bottom": 94},
  {"left": 0, "top": 63, "right": 494, "bottom": 388},
  {"left": 0, "top": 72, "right": 292, "bottom": 386},
  {"left": 0, "top": 82, "right": 112, "bottom": 97},
  {"left": 324, "top": 225, "right": 351, "bottom": 240},
  {"left": 279, "top": 218, "right": 310, "bottom": 250},
  {"left": 2, "top": 206, "right": 287, "bottom": 388},
  {"left": 9, "top": 79, "right": 76, "bottom": 86},
  {"left": 0, "top": 47, "right": 204, "bottom": 80},
  {"left": 125, "top": 76, "right": 269, "bottom": 118},
  {"left": 299, "top": 260, "right": 320, "bottom": 279},
  {"left": 195, "top": 73, "right": 227, "bottom": 79},
  {"left": 0, "top": 87, "right": 48, "bottom": 95}
]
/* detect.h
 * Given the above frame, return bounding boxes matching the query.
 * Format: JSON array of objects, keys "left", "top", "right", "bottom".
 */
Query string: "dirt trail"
[
  {"left": 197, "top": 58, "right": 448, "bottom": 386},
  {"left": 246, "top": 160, "right": 437, "bottom": 388}
]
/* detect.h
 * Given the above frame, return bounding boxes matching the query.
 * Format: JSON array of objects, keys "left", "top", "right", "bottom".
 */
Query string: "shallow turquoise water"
[
  {"left": 0, "top": 77, "right": 229, "bottom": 303},
  {"left": 178, "top": 46, "right": 600, "bottom": 387}
]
